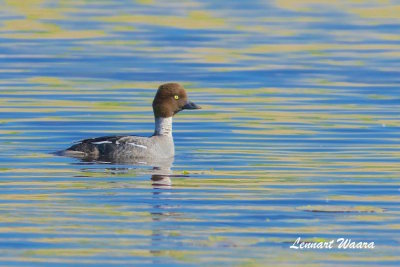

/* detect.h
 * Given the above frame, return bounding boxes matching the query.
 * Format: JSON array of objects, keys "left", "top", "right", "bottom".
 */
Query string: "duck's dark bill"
[{"left": 182, "top": 101, "right": 201, "bottom": 110}]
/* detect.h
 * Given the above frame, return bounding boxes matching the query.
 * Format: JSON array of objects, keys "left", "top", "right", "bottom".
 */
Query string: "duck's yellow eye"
[{"left": 174, "top": 95, "right": 179, "bottom": 100}]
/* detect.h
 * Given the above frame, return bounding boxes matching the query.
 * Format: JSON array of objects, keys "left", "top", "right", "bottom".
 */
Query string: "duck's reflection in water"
[
  {"left": 71, "top": 157, "right": 187, "bottom": 260},
  {"left": 72, "top": 156, "right": 177, "bottom": 187},
  {"left": 151, "top": 172, "right": 172, "bottom": 188},
  {"left": 148, "top": 172, "right": 183, "bottom": 261}
]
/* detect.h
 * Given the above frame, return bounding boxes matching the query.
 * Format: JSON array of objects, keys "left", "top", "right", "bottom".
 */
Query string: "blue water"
[{"left": 0, "top": 1, "right": 400, "bottom": 266}]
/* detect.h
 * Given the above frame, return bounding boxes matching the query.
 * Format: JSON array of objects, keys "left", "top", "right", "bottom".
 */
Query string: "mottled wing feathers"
[{"left": 65, "top": 135, "right": 146, "bottom": 159}]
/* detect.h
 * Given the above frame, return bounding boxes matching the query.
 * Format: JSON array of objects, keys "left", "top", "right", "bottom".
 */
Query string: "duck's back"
[{"left": 63, "top": 134, "right": 174, "bottom": 162}]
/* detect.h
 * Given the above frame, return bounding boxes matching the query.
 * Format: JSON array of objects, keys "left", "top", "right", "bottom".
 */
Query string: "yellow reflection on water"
[
  {"left": 351, "top": 5, "right": 400, "bottom": 19},
  {"left": 1, "top": 0, "right": 106, "bottom": 39},
  {"left": 97, "top": 11, "right": 226, "bottom": 30}
]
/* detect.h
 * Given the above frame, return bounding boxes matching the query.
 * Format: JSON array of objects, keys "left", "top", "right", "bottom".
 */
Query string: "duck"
[{"left": 62, "top": 83, "right": 201, "bottom": 163}]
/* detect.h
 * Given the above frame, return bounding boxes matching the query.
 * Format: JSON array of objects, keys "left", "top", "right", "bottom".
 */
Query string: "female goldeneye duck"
[{"left": 62, "top": 83, "right": 201, "bottom": 162}]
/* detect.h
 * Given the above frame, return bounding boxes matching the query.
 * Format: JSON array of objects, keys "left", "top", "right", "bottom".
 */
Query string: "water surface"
[{"left": 0, "top": 1, "right": 400, "bottom": 266}]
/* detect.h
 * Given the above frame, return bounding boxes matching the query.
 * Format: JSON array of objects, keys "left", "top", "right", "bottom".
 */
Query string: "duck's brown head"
[{"left": 152, "top": 83, "right": 201, "bottom": 118}]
